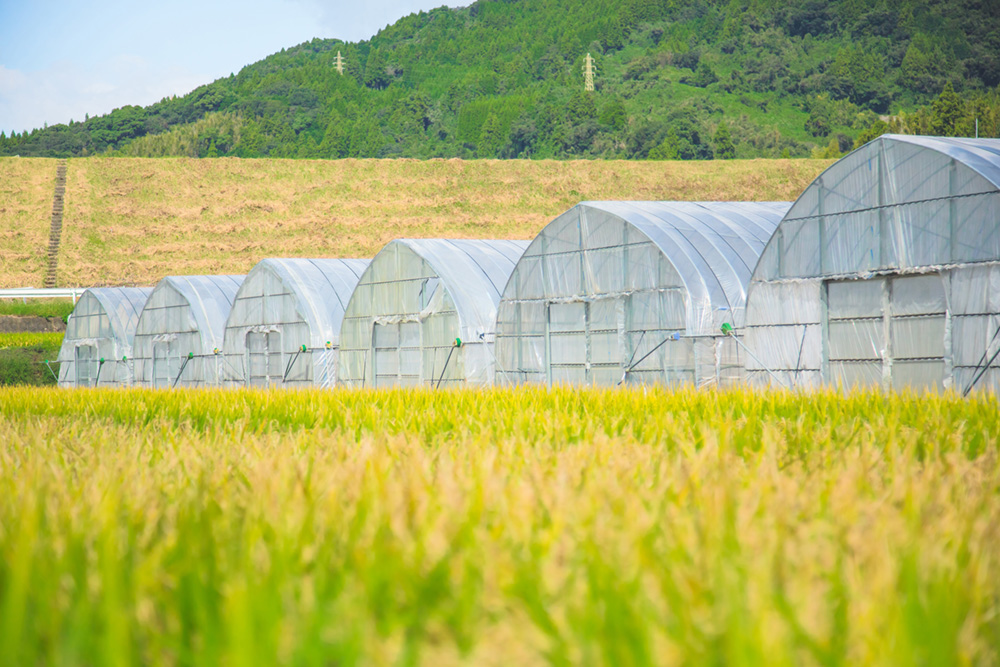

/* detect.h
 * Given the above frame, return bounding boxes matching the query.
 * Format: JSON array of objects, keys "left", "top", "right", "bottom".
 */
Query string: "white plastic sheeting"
[
  {"left": 495, "top": 201, "right": 788, "bottom": 386},
  {"left": 338, "top": 239, "right": 529, "bottom": 387},
  {"left": 745, "top": 134, "right": 1000, "bottom": 393},
  {"left": 133, "top": 275, "right": 244, "bottom": 387},
  {"left": 222, "top": 258, "right": 369, "bottom": 387},
  {"left": 56, "top": 287, "right": 152, "bottom": 387}
]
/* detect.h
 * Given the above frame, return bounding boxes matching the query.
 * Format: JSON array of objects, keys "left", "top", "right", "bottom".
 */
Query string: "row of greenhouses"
[{"left": 58, "top": 135, "right": 1000, "bottom": 393}]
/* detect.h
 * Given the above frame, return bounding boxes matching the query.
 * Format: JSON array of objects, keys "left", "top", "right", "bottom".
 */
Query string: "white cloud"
[
  {"left": 0, "top": 0, "right": 461, "bottom": 135},
  {"left": 0, "top": 58, "right": 208, "bottom": 135}
]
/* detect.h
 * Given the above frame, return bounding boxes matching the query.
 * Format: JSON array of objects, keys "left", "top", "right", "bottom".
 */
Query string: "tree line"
[{"left": 2, "top": 0, "right": 999, "bottom": 161}]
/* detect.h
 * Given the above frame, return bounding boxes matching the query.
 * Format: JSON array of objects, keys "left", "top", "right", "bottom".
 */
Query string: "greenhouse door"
[
  {"left": 825, "top": 274, "right": 946, "bottom": 390},
  {"left": 152, "top": 341, "right": 180, "bottom": 388},
  {"left": 75, "top": 344, "right": 98, "bottom": 387},
  {"left": 372, "top": 322, "right": 421, "bottom": 387},
  {"left": 246, "top": 331, "right": 283, "bottom": 386},
  {"left": 887, "top": 274, "right": 947, "bottom": 391},
  {"left": 546, "top": 299, "right": 621, "bottom": 386}
]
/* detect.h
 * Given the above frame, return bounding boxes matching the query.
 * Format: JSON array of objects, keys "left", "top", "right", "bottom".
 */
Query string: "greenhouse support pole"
[
  {"left": 962, "top": 322, "right": 1000, "bottom": 396},
  {"left": 963, "top": 347, "right": 1000, "bottom": 396},
  {"left": 43, "top": 360, "right": 59, "bottom": 382},
  {"left": 618, "top": 332, "right": 672, "bottom": 386},
  {"left": 172, "top": 352, "right": 194, "bottom": 388},
  {"left": 94, "top": 358, "right": 105, "bottom": 386},
  {"left": 622, "top": 331, "right": 647, "bottom": 371},
  {"left": 721, "top": 324, "right": 792, "bottom": 391},
  {"left": 284, "top": 345, "right": 306, "bottom": 382},
  {"left": 435, "top": 338, "right": 462, "bottom": 389}
]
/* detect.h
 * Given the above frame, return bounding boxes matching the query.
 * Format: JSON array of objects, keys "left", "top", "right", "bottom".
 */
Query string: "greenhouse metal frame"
[
  {"left": 222, "top": 258, "right": 370, "bottom": 387},
  {"left": 56, "top": 287, "right": 153, "bottom": 387},
  {"left": 494, "top": 201, "right": 790, "bottom": 387},
  {"left": 338, "top": 239, "right": 529, "bottom": 387},
  {"left": 133, "top": 275, "right": 245, "bottom": 388},
  {"left": 744, "top": 134, "right": 1000, "bottom": 393}
]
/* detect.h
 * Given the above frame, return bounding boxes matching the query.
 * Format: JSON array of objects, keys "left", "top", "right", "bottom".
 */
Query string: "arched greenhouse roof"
[
  {"left": 884, "top": 135, "right": 1000, "bottom": 190},
  {"left": 505, "top": 201, "right": 789, "bottom": 334},
  {"left": 234, "top": 258, "right": 370, "bottom": 346},
  {"left": 70, "top": 287, "right": 152, "bottom": 347},
  {"left": 752, "top": 134, "right": 1000, "bottom": 283},
  {"left": 375, "top": 239, "right": 530, "bottom": 339},
  {"left": 783, "top": 134, "right": 1000, "bottom": 223},
  {"left": 141, "top": 275, "right": 244, "bottom": 350}
]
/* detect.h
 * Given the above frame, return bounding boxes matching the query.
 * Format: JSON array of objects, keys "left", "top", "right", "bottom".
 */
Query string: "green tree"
[
  {"left": 478, "top": 113, "right": 505, "bottom": 158},
  {"left": 566, "top": 91, "right": 598, "bottom": 124},
  {"left": 295, "top": 133, "right": 319, "bottom": 158},
  {"left": 691, "top": 60, "right": 719, "bottom": 88},
  {"left": 900, "top": 36, "right": 947, "bottom": 95},
  {"left": 364, "top": 48, "right": 390, "bottom": 90},
  {"left": 236, "top": 119, "right": 265, "bottom": 157},
  {"left": 714, "top": 123, "right": 736, "bottom": 159},
  {"left": 599, "top": 97, "right": 627, "bottom": 130},
  {"left": 853, "top": 119, "right": 889, "bottom": 149},
  {"left": 805, "top": 102, "right": 831, "bottom": 137},
  {"left": 349, "top": 114, "right": 383, "bottom": 157},
  {"left": 930, "top": 81, "right": 963, "bottom": 136},
  {"left": 648, "top": 130, "right": 681, "bottom": 160},
  {"left": 319, "top": 116, "right": 349, "bottom": 158},
  {"left": 811, "top": 137, "right": 842, "bottom": 159}
]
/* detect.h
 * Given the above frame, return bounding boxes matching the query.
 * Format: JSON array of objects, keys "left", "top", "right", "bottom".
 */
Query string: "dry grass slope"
[
  {"left": 0, "top": 157, "right": 831, "bottom": 287},
  {"left": 0, "top": 159, "right": 62, "bottom": 287}
]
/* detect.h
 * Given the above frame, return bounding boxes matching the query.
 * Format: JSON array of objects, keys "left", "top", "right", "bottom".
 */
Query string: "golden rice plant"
[
  {"left": 0, "top": 332, "right": 64, "bottom": 349},
  {"left": 0, "top": 386, "right": 998, "bottom": 665}
]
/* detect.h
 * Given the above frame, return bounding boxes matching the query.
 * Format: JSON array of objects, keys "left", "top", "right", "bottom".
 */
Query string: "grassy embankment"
[
  {"left": 1, "top": 387, "right": 998, "bottom": 665},
  {"left": 0, "top": 157, "right": 831, "bottom": 288}
]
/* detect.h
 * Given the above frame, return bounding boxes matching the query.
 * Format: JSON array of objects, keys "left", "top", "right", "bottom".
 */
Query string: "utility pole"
[
  {"left": 583, "top": 53, "right": 595, "bottom": 92},
  {"left": 334, "top": 51, "right": 345, "bottom": 76}
]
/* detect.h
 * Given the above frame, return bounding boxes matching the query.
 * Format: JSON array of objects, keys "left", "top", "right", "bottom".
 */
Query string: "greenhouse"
[
  {"left": 56, "top": 287, "right": 153, "bottom": 387},
  {"left": 494, "top": 201, "right": 790, "bottom": 386},
  {"left": 744, "top": 134, "right": 1000, "bottom": 393},
  {"left": 222, "top": 258, "right": 370, "bottom": 387},
  {"left": 132, "top": 275, "right": 245, "bottom": 388},
  {"left": 338, "top": 239, "right": 529, "bottom": 387}
]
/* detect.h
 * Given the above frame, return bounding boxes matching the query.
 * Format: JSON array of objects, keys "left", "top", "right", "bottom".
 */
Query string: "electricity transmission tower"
[
  {"left": 583, "top": 53, "right": 595, "bottom": 92},
  {"left": 334, "top": 51, "right": 345, "bottom": 75}
]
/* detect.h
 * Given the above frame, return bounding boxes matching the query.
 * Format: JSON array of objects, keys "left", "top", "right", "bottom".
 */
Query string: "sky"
[{"left": 0, "top": 0, "right": 457, "bottom": 136}]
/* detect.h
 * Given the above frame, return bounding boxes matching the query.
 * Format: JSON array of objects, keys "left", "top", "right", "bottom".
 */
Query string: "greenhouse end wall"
[
  {"left": 133, "top": 275, "right": 244, "bottom": 388},
  {"left": 56, "top": 287, "right": 153, "bottom": 387},
  {"left": 337, "top": 239, "right": 528, "bottom": 388},
  {"left": 744, "top": 135, "right": 1000, "bottom": 393},
  {"left": 222, "top": 258, "right": 369, "bottom": 388},
  {"left": 494, "top": 201, "right": 788, "bottom": 387}
]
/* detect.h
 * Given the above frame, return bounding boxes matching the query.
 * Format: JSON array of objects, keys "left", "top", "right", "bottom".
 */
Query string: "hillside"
[
  {"left": 1, "top": 0, "right": 999, "bottom": 160},
  {"left": 0, "top": 156, "right": 830, "bottom": 287}
]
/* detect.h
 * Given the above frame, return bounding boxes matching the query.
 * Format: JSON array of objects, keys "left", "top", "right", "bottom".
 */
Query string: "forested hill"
[{"left": 3, "top": 0, "right": 1000, "bottom": 160}]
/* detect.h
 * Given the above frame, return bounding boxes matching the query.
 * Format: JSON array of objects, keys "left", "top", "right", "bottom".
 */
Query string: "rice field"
[
  {"left": 1, "top": 386, "right": 998, "bottom": 665},
  {"left": 0, "top": 332, "right": 64, "bottom": 349}
]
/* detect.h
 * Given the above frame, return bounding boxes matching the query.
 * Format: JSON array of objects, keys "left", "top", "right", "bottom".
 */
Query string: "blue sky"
[{"left": 0, "top": 0, "right": 456, "bottom": 135}]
